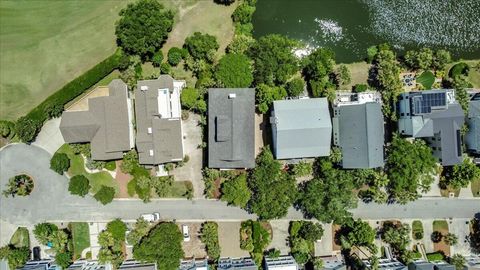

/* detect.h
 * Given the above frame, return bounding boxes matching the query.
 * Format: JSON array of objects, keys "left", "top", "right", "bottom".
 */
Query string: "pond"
[{"left": 252, "top": 0, "right": 480, "bottom": 63}]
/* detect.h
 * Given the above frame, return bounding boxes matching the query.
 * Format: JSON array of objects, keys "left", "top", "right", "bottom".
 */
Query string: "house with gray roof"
[
  {"left": 466, "top": 96, "right": 480, "bottom": 155},
  {"left": 218, "top": 257, "right": 257, "bottom": 270},
  {"left": 363, "top": 259, "right": 407, "bottom": 270},
  {"left": 332, "top": 93, "right": 384, "bottom": 168},
  {"left": 408, "top": 261, "right": 455, "bottom": 270},
  {"left": 178, "top": 259, "right": 208, "bottom": 270},
  {"left": 264, "top": 256, "right": 298, "bottom": 270},
  {"left": 318, "top": 256, "right": 346, "bottom": 270},
  {"left": 270, "top": 98, "right": 332, "bottom": 160},
  {"left": 208, "top": 88, "right": 255, "bottom": 169},
  {"left": 135, "top": 75, "right": 185, "bottom": 166},
  {"left": 60, "top": 79, "right": 134, "bottom": 160},
  {"left": 119, "top": 261, "right": 156, "bottom": 270},
  {"left": 397, "top": 89, "right": 465, "bottom": 166}
]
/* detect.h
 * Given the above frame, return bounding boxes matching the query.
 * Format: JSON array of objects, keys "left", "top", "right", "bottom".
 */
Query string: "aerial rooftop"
[
  {"left": 466, "top": 95, "right": 480, "bottom": 155},
  {"left": 270, "top": 98, "right": 332, "bottom": 160},
  {"left": 60, "top": 79, "right": 134, "bottom": 160},
  {"left": 135, "top": 75, "right": 185, "bottom": 165},
  {"left": 208, "top": 88, "right": 255, "bottom": 169},
  {"left": 398, "top": 89, "right": 465, "bottom": 166}
]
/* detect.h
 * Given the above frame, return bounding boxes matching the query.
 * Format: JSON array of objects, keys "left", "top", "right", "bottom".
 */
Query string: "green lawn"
[
  {"left": 433, "top": 220, "right": 449, "bottom": 231},
  {"left": 9, "top": 227, "right": 29, "bottom": 248},
  {"left": 417, "top": 70, "right": 435, "bottom": 89},
  {"left": 0, "top": 1, "right": 130, "bottom": 120},
  {"left": 412, "top": 220, "right": 424, "bottom": 240},
  {"left": 57, "top": 144, "right": 119, "bottom": 195},
  {"left": 471, "top": 178, "right": 480, "bottom": 197},
  {"left": 69, "top": 222, "right": 90, "bottom": 259}
]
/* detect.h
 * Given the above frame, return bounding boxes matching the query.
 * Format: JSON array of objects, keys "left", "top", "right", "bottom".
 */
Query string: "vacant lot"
[{"left": 0, "top": 1, "right": 130, "bottom": 120}]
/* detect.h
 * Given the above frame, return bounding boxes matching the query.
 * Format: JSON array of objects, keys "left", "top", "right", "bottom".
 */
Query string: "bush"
[
  {"left": 152, "top": 51, "right": 164, "bottom": 67},
  {"left": 180, "top": 87, "right": 206, "bottom": 113},
  {"left": 426, "top": 252, "right": 445, "bottom": 262},
  {"left": 232, "top": 3, "right": 256, "bottom": 24},
  {"left": 0, "top": 120, "right": 14, "bottom": 138},
  {"left": 184, "top": 32, "right": 219, "bottom": 62},
  {"left": 50, "top": 153, "right": 70, "bottom": 175},
  {"left": 94, "top": 186, "right": 116, "bottom": 205},
  {"left": 200, "top": 222, "right": 221, "bottom": 260},
  {"left": 68, "top": 175, "right": 90, "bottom": 197},
  {"left": 2, "top": 174, "right": 34, "bottom": 197},
  {"left": 215, "top": 53, "right": 253, "bottom": 88},
  {"left": 106, "top": 219, "right": 127, "bottom": 241},
  {"left": 167, "top": 47, "right": 183, "bottom": 66},
  {"left": 33, "top": 223, "right": 58, "bottom": 245},
  {"left": 0, "top": 245, "right": 30, "bottom": 269},
  {"left": 15, "top": 117, "right": 42, "bottom": 143},
  {"left": 286, "top": 78, "right": 305, "bottom": 97},
  {"left": 449, "top": 62, "right": 470, "bottom": 78},
  {"left": 55, "top": 251, "right": 72, "bottom": 269},
  {"left": 160, "top": 63, "right": 171, "bottom": 74},
  {"left": 353, "top": 84, "right": 368, "bottom": 92}
]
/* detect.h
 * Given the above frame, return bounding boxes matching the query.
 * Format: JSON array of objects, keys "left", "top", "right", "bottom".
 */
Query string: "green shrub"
[
  {"left": 152, "top": 51, "right": 164, "bottom": 67},
  {"left": 200, "top": 222, "right": 221, "bottom": 260},
  {"left": 15, "top": 117, "right": 42, "bottom": 143},
  {"left": 426, "top": 252, "right": 445, "bottom": 262},
  {"left": 44, "top": 104, "right": 64, "bottom": 119},
  {"left": 68, "top": 175, "right": 90, "bottom": 197},
  {"left": 105, "top": 161, "right": 117, "bottom": 171},
  {"left": 0, "top": 120, "right": 14, "bottom": 138},
  {"left": 449, "top": 62, "right": 470, "bottom": 78},
  {"left": 286, "top": 78, "right": 305, "bottom": 97},
  {"left": 94, "top": 186, "right": 115, "bottom": 205},
  {"left": 168, "top": 47, "right": 183, "bottom": 66},
  {"left": 50, "top": 153, "right": 70, "bottom": 175},
  {"left": 353, "top": 84, "right": 368, "bottom": 92},
  {"left": 160, "top": 62, "right": 171, "bottom": 74}
]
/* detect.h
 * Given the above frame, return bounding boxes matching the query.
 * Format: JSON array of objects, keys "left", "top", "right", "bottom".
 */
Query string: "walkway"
[{"left": 1, "top": 144, "right": 479, "bottom": 225}]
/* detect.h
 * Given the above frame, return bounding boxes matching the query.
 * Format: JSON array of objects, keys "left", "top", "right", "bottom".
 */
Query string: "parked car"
[
  {"left": 182, "top": 225, "right": 190, "bottom": 242},
  {"left": 141, "top": 212, "right": 160, "bottom": 222},
  {"left": 33, "top": 246, "right": 41, "bottom": 261}
]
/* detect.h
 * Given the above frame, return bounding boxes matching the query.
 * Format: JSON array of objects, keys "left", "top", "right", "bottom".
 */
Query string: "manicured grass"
[
  {"left": 0, "top": 1, "right": 130, "bottom": 120},
  {"left": 338, "top": 62, "right": 370, "bottom": 90},
  {"left": 417, "top": 70, "right": 435, "bottom": 89},
  {"left": 412, "top": 220, "right": 424, "bottom": 240},
  {"left": 57, "top": 144, "right": 119, "bottom": 195},
  {"left": 433, "top": 220, "right": 449, "bottom": 231},
  {"left": 471, "top": 178, "right": 480, "bottom": 197},
  {"left": 69, "top": 222, "right": 90, "bottom": 259},
  {"left": 426, "top": 252, "right": 445, "bottom": 262},
  {"left": 9, "top": 227, "right": 29, "bottom": 248},
  {"left": 127, "top": 178, "right": 190, "bottom": 198}
]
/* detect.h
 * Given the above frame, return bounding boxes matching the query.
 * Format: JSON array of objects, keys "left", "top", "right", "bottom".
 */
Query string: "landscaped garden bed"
[
  {"left": 2, "top": 174, "right": 34, "bottom": 197},
  {"left": 69, "top": 222, "right": 90, "bottom": 260},
  {"left": 432, "top": 220, "right": 450, "bottom": 256}
]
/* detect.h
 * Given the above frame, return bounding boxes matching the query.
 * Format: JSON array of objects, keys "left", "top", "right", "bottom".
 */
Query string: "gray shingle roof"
[
  {"left": 208, "top": 88, "right": 255, "bottom": 168},
  {"left": 218, "top": 258, "right": 257, "bottom": 270},
  {"left": 271, "top": 98, "right": 332, "bottom": 159},
  {"left": 60, "top": 79, "right": 132, "bottom": 160},
  {"left": 398, "top": 90, "right": 465, "bottom": 166},
  {"left": 333, "top": 102, "right": 384, "bottom": 168},
  {"left": 466, "top": 99, "right": 480, "bottom": 154},
  {"left": 135, "top": 75, "right": 184, "bottom": 165}
]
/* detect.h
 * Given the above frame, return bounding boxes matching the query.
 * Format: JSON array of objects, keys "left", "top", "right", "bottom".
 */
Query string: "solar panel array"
[{"left": 411, "top": 92, "right": 447, "bottom": 114}]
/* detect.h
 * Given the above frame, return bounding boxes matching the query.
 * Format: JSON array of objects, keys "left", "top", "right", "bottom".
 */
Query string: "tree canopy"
[
  {"left": 180, "top": 87, "right": 206, "bottom": 113},
  {"left": 221, "top": 173, "right": 252, "bottom": 209},
  {"left": 248, "top": 34, "right": 298, "bottom": 86},
  {"left": 339, "top": 219, "right": 376, "bottom": 250},
  {"left": 298, "top": 159, "right": 357, "bottom": 223},
  {"left": 441, "top": 158, "right": 480, "bottom": 189},
  {"left": 68, "top": 175, "right": 90, "bottom": 197},
  {"left": 133, "top": 222, "right": 184, "bottom": 270},
  {"left": 184, "top": 32, "right": 219, "bottom": 62},
  {"left": 115, "top": 0, "right": 174, "bottom": 58},
  {"left": 94, "top": 186, "right": 116, "bottom": 205},
  {"left": 386, "top": 135, "right": 437, "bottom": 203},
  {"left": 248, "top": 147, "right": 297, "bottom": 220},
  {"left": 200, "top": 222, "right": 221, "bottom": 260},
  {"left": 255, "top": 84, "right": 287, "bottom": 113},
  {"left": 0, "top": 245, "right": 30, "bottom": 269},
  {"left": 33, "top": 223, "right": 58, "bottom": 245},
  {"left": 302, "top": 48, "right": 336, "bottom": 99},
  {"left": 106, "top": 219, "right": 127, "bottom": 242},
  {"left": 285, "top": 78, "right": 305, "bottom": 97},
  {"left": 215, "top": 53, "right": 253, "bottom": 88}
]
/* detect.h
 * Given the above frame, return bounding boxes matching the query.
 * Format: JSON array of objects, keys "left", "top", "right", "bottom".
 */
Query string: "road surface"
[{"left": 0, "top": 144, "right": 478, "bottom": 225}]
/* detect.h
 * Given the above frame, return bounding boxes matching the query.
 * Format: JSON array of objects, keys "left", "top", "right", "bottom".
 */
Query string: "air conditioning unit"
[
  {"left": 147, "top": 127, "right": 152, "bottom": 134},
  {"left": 149, "top": 149, "right": 154, "bottom": 156},
  {"left": 140, "top": 85, "right": 148, "bottom": 91},
  {"left": 228, "top": 93, "right": 236, "bottom": 99}
]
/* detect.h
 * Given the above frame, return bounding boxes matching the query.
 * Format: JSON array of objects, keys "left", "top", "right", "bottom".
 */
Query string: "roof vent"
[
  {"left": 140, "top": 85, "right": 148, "bottom": 91},
  {"left": 147, "top": 127, "right": 152, "bottom": 134},
  {"left": 149, "top": 149, "right": 154, "bottom": 156},
  {"left": 228, "top": 93, "right": 236, "bottom": 99}
]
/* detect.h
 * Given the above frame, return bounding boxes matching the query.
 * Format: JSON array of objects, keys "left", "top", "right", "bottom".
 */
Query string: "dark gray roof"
[
  {"left": 218, "top": 258, "right": 257, "bottom": 270},
  {"left": 433, "top": 264, "right": 455, "bottom": 270},
  {"left": 208, "top": 88, "right": 255, "bottom": 168},
  {"left": 271, "top": 98, "right": 332, "bottom": 159},
  {"left": 60, "top": 79, "right": 132, "bottom": 160},
  {"left": 135, "top": 75, "right": 184, "bottom": 165},
  {"left": 408, "top": 261, "right": 434, "bottom": 270},
  {"left": 398, "top": 90, "right": 465, "bottom": 166},
  {"left": 119, "top": 260, "right": 156, "bottom": 270},
  {"left": 178, "top": 259, "right": 208, "bottom": 270},
  {"left": 333, "top": 102, "right": 384, "bottom": 168},
  {"left": 466, "top": 100, "right": 480, "bottom": 154}
]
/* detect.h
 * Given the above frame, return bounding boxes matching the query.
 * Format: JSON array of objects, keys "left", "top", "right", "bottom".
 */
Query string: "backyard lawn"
[
  {"left": 9, "top": 227, "right": 29, "bottom": 248},
  {"left": 341, "top": 62, "right": 371, "bottom": 90},
  {"left": 56, "top": 144, "right": 119, "bottom": 195},
  {"left": 0, "top": 1, "right": 130, "bottom": 120},
  {"left": 69, "top": 222, "right": 90, "bottom": 259},
  {"left": 416, "top": 71, "right": 435, "bottom": 89}
]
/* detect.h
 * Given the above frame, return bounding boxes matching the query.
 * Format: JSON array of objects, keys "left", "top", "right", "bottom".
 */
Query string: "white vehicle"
[
  {"left": 141, "top": 212, "right": 160, "bottom": 222},
  {"left": 182, "top": 225, "right": 190, "bottom": 242}
]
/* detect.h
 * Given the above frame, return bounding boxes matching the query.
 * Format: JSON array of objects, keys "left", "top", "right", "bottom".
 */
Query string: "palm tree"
[{"left": 444, "top": 233, "right": 458, "bottom": 246}]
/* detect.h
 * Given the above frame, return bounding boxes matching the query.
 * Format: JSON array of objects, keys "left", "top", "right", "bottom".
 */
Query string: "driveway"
[
  {"left": 1, "top": 144, "right": 479, "bottom": 225},
  {"left": 218, "top": 222, "right": 249, "bottom": 257},
  {"left": 171, "top": 114, "right": 204, "bottom": 198},
  {"left": 267, "top": 220, "right": 290, "bottom": 255},
  {"left": 32, "top": 118, "right": 64, "bottom": 155}
]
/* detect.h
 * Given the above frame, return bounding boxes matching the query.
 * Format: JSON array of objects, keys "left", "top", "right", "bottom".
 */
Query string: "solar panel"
[{"left": 411, "top": 92, "right": 447, "bottom": 114}]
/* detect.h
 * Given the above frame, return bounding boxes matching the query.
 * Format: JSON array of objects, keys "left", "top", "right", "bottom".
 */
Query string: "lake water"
[{"left": 252, "top": 0, "right": 480, "bottom": 63}]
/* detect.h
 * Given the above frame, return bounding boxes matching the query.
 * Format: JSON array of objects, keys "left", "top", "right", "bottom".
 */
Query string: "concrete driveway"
[
  {"left": 218, "top": 222, "right": 249, "bottom": 257},
  {"left": 171, "top": 114, "right": 204, "bottom": 198},
  {"left": 32, "top": 118, "right": 64, "bottom": 155},
  {"left": 267, "top": 220, "right": 290, "bottom": 255}
]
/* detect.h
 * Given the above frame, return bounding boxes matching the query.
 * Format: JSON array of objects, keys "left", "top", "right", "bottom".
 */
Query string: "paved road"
[{"left": 0, "top": 144, "right": 478, "bottom": 225}]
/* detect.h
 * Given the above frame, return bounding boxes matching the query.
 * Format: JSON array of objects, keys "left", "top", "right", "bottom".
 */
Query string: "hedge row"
[{"left": 17, "top": 49, "right": 123, "bottom": 142}]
